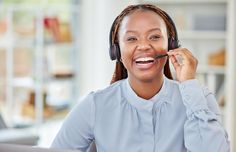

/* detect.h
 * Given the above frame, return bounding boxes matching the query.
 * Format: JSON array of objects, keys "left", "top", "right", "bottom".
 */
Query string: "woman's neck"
[{"left": 128, "top": 75, "right": 164, "bottom": 100}]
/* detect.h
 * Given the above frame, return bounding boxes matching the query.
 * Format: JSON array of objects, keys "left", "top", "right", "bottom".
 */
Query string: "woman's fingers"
[
  {"left": 168, "top": 53, "right": 180, "bottom": 71},
  {"left": 168, "top": 48, "right": 196, "bottom": 64},
  {"left": 168, "top": 48, "right": 198, "bottom": 66},
  {"left": 167, "top": 48, "right": 198, "bottom": 82}
]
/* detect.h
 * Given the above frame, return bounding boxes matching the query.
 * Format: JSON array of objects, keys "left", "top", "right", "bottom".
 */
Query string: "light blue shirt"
[{"left": 51, "top": 77, "right": 230, "bottom": 152}]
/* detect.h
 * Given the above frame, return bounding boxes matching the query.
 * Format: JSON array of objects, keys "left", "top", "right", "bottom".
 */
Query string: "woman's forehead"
[{"left": 119, "top": 10, "right": 166, "bottom": 32}]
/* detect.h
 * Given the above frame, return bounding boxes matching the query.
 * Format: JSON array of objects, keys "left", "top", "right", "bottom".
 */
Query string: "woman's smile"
[{"left": 134, "top": 56, "right": 157, "bottom": 70}]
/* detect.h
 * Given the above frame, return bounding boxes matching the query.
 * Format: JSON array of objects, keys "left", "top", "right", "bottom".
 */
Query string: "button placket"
[
  {"left": 139, "top": 107, "right": 155, "bottom": 152},
  {"left": 153, "top": 102, "right": 162, "bottom": 149}
]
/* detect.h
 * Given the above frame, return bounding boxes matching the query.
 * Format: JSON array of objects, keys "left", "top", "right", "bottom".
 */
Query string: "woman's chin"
[{"left": 134, "top": 73, "right": 162, "bottom": 83}]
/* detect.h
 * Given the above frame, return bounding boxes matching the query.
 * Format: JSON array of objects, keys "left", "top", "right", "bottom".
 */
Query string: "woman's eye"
[
  {"left": 150, "top": 35, "right": 160, "bottom": 40},
  {"left": 126, "top": 37, "right": 137, "bottom": 42}
]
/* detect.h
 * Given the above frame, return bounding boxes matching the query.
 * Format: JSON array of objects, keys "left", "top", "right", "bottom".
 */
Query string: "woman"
[{"left": 51, "top": 4, "right": 230, "bottom": 152}]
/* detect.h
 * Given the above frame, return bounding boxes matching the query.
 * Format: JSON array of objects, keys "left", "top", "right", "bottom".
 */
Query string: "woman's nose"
[{"left": 136, "top": 40, "right": 151, "bottom": 51}]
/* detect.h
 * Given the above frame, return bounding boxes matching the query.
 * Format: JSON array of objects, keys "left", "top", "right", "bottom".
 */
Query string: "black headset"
[{"left": 109, "top": 7, "right": 180, "bottom": 61}]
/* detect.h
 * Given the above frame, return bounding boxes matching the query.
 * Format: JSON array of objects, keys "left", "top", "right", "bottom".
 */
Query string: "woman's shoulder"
[
  {"left": 165, "top": 77, "right": 180, "bottom": 90},
  {"left": 79, "top": 79, "right": 125, "bottom": 105},
  {"left": 96, "top": 79, "right": 125, "bottom": 94}
]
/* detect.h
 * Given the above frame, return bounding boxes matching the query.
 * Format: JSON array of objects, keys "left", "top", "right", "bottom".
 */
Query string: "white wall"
[
  {"left": 225, "top": 0, "right": 236, "bottom": 150},
  {"left": 78, "top": 0, "right": 137, "bottom": 96}
]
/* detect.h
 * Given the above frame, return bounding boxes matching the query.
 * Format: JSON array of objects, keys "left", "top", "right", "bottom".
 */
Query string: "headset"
[{"left": 109, "top": 6, "right": 180, "bottom": 61}]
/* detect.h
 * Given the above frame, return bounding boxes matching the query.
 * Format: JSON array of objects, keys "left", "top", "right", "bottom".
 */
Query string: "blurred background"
[{"left": 0, "top": 0, "right": 235, "bottom": 151}]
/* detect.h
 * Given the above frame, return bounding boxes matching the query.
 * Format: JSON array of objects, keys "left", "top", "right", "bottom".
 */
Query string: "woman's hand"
[{"left": 167, "top": 48, "right": 198, "bottom": 82}]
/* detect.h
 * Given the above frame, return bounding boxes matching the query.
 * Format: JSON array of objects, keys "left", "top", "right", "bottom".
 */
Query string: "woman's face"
[{"left": 118, "top": 10, "right": 168, "bottom": 83}]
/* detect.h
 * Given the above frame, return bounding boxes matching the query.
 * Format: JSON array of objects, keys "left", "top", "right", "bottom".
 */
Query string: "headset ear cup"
[
  {"left": 168, "top": 37, "right": 180, "bottom": 50},
  {"left": 109, "top": 44, "right": 116, "bottom": 60},
  {"left": 115, "top": 44, "right": 121, "bottom": 61},
  {"left": 109, "top": 44, "right": 120, "bottom": 60}
]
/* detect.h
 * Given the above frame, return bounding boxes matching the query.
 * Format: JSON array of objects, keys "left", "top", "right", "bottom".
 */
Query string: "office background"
[{"left": 0, "top": 0, "right": 236, "bottom": 151}]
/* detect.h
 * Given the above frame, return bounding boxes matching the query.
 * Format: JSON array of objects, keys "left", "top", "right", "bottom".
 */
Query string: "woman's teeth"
[{"left": 135, "top": 57, "right": 155, "bottom": 64}]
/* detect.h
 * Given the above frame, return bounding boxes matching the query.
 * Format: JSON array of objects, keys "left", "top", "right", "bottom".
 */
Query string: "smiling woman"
[{"left": 51, "top": 4, "right": 230, "bottom": 152}]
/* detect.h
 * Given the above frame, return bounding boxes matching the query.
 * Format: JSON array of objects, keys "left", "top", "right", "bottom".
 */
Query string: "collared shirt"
[{"left": 51, "top": 77, "right": 230, "bottom": 152}]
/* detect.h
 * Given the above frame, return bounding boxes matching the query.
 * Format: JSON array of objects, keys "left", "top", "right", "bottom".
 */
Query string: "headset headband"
[{"left": 109, "top": 4, "right": 180, "bottom": 61}]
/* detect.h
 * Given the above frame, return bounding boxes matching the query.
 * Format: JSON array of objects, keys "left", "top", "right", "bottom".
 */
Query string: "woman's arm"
[
  {"left": 51, "top": 93, "right": 95, "bottom": 152},
  {"left": 179, "top": 79, "right": 230, "bottom": 152},
  {"left": 168, "top": 48, "right": 230, "bottom": 151}
]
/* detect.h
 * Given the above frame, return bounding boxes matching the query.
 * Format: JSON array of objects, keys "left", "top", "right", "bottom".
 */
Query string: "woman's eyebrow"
[
  {"left": 125, "top": 28, "right": 162, "bottom": 34},
  {"left": 124, "top": 30, "right": 138, "bottom": 34},
  {"left": 148, "top": 28, "right": 161, "bottom": 33}
]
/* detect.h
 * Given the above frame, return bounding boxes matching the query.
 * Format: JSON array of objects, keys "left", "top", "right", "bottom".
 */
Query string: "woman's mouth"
[
  {"left": 134, "top": 57, "right": 156, "bottom": 70},
  {"left": 135, "top": 57, "right": 155, "bottom": 64}
]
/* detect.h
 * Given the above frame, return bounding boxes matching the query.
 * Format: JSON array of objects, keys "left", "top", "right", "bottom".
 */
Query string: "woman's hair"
[{"left": 110, "top": 4, "right": 176, "bottom": 84}]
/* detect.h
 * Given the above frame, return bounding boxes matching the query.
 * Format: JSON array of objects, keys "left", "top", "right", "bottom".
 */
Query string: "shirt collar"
[{"left": 122, "top": 76, "right": 172, "bottom": 110}]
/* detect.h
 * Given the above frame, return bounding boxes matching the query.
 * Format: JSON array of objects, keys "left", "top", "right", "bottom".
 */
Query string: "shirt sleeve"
[
  {"left": 51, "top": 92, "right": 95, "bottom": 152},
  {"left": 179, "top": 79, "right": 230, "bottom": 152}
]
